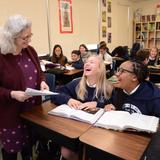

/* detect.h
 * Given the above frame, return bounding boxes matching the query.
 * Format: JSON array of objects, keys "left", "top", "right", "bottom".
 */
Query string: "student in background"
[
  {"left": 130, "top": 42, "right": 141, "bottom": 59},
  {"left": 51, "top": 44, "right": 68, "bottom": 66},
  {"left": 79, "top": 44, "right": 90, "bottom": 62},
  {"left": 111, "top": 46, "right": 129, "bottom": 60},
  {"left": 105, "top": 60, "right": 160, "bottom": 117},
  {"left": 97, "top": 41, "right": 111, "bottom": 55},
  {"left": 67, "top": 50, "right": 84, "bottom": 69},
  {"left": 99, "top": 44, "right": 113, "bottom": 72},
  {"left": 135, "top": 49, "right": 149, "bottom": 65},
  {"left": 51, "top": 54, "right": 113, "bottom": 160},
  {"left": 148, "top": 47, "right": 160, "bottom": 66},
  {"left": 0, "top": 15, "right": 49, "bottom": 160}
]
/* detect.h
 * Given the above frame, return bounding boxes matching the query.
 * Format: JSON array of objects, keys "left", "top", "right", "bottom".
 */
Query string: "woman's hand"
[
  {"left": 79, "top": 101, "right": 97, "bottom": 111},
  {"left": 10, "top": 91, "right": 31, "bottom": 102},
  {"left": 104, "top": 104, "right": 116, "bottom": 111},
  {"left": 40, "top": 81, "right": 49, "bottom": 91},
  {"left": 67, "top": 98, "right": 82, "bottom": 109}
]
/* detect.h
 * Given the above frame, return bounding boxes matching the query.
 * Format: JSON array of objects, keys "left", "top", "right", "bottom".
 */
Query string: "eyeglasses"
[
  {"left": 18, "top": 33, "right": 33, "bottom": 41},
  {"left": 116, "top": 67, "right": 134, "bottom": 74}
]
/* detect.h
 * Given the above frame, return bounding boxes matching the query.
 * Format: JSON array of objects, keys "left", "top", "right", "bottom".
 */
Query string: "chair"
[{"left": 43, "top": 73, "right": 56, "bottom": 101}]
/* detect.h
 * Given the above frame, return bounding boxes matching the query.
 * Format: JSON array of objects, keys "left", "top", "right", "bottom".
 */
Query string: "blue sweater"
[
  {"left": 111, "top": 81, "right": 160, "bottom": 117},
  {"left": 71, "top": 58, "right": 84, "bottom": 69},
  {"left": 51, "top": 78, "right": 110, "bottom": 108}
]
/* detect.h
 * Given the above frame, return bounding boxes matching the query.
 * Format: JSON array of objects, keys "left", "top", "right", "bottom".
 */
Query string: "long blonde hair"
[{"left": 76, "top": 54, "right": 113, "bottom": 100}]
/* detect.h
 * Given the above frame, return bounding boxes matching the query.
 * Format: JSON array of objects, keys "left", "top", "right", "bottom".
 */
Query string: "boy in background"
[{"left": 67, "top": 50, "right": 84, "bottom": 69}]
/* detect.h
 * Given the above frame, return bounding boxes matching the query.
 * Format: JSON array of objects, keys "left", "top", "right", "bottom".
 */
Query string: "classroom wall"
[
  {"left": 0, "top": 0, "right": 159, "bottom": 58},
  {"left": 49, "top": 0, "right": 99, "bottom": 58},
  {"left": 133, "top": 0, "right": 160, "bottom": 15},
  {"left": 0, "top": 0, "right": 49, "bottom": 55}
]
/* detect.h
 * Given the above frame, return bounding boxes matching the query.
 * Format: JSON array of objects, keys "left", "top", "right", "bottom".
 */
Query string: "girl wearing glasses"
[{"left": 105, "top": 60, "right": 160, "bottom": 117}]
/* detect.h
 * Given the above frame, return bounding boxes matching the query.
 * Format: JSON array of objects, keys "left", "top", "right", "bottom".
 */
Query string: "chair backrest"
[{"left": 43, "top": 73, "right": 55, "bottom": 101}]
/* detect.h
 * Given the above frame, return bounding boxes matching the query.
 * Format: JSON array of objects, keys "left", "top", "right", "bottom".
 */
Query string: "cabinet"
[{"left": 134, "top": 21, "right": 160, "bottom": 49}]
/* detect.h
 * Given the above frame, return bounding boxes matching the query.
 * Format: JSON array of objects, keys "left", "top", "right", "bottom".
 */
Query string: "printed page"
[
  {"left": 70, "top": 108, "right": 104, "bottom": 124},
  {"left": 125, "top": 113, "right": 159, "bottom": 133},
  {"left": 48, "top": 104, "right": 104, "bottom": 124},
  {"left": 95, "top": 111, "right": 130, "bottom": 130},
  {"left": 65, "top": 66, "right": 75, "bottom": 70},
  {"left": 48, "top": 104, "right": 73, "bottom": 118},
  {"left": 25, "top": 88, "right": 59, "bottom": 96}
]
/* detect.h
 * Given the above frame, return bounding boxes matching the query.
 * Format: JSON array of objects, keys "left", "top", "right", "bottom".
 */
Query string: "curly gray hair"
[{"left": 0, "top": 15, "right": 32, "bottom": 54}]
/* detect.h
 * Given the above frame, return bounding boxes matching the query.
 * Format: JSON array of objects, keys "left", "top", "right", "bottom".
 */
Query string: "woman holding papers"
[
  {"left": 105, "top": 60, "right": 160, "bottom": 117},
  {"left": 51, "top": 54, "right": 113, "bottom": 160},
  {"left": 0, "top": 15, "right": 48, "bottom": 159}
]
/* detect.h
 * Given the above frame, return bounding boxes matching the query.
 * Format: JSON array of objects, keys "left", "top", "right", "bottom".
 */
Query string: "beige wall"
[
  {"left": 49, "top": 0, "right": 99, "bottom": 58},
  {"left": 0, "top": 0, "right": 159, "bottom": 57},
  {"left": 0, "top": 0, "right": 49, "bottom": 55}
]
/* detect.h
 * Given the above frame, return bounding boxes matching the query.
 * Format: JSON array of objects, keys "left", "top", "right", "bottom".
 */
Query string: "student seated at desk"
[
  {"left": 148, "top": 47, "right": 160, "bottom": 66},
  {"left": 99, "top": 44, "right": 113, "bottom": 69},
  {"left": 134, "top": 49, "right": 149, "bottom": 65},
  {"left": 79, "top": 44, "right": 90, "bottom": 63},
  {"left": 51, "top": 44, "right": 68, "bottom": 66},
  {"left": 105, "top": 60, "right": 160, "bottom": 117},
  {"left": 51, "top": 54, "right": 113, "bottom": 160},
  {"left": 66, "top": 50, "right": 84, "bottom": 69}
]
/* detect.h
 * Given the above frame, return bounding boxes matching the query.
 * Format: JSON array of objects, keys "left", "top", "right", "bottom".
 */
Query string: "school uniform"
[
  {"left": 111, "top": 81, "right": 160, "bottom": 117},
  {"left": 51, "top": 78, "right": 110, "bottom": 108}
]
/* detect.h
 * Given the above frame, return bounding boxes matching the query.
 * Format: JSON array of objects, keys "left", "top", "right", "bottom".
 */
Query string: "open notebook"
[
  {"left": 95, "top": 111, "right": 159, "bottom": 133},
  {"left": 48, "top": 104, "right": 104, "bottom": 124}
]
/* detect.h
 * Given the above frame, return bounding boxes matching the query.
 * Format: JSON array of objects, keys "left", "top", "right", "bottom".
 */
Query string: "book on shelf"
[
  {"left": 48, "top": 104, "right": 104, "bottom": 124},
  {"left": 95, "top": 111, "right": 159, "bottom": 133}
]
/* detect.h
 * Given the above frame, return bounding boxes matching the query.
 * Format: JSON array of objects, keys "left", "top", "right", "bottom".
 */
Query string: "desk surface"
[
  {"left": 21, "top": 101, "right": 91, "bottom": 139},
  {"left": 80, "top": 126, "right": 151, "bottom": 160},
  {"left": 64, "top": 69, "right": 83, "bottom": 76}
]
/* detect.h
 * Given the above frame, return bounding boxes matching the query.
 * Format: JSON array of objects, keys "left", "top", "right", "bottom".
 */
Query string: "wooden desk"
[
  {"left": 21, "top": 101, "right": 91, "bottom": 150},
  {"left": 64, "top": 69, "right": 83, "bottom": 76},
  {"left": 46, "top": 68, "right": 83, "bottom": 84},
  {"left": 80, "top": 127, "right": 151, "bottom": 160}
]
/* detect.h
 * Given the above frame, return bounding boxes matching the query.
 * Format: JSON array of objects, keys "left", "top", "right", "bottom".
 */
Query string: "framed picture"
[
  {"left": 107, "top": 1, "right": 111, "bottom": 13},
  {"left": 58, "top": 0, "right": 73, "bottom": 33},
  {"left": 102, "top": 11, "right": 106, "bottom": 22},
  {"left": 102, "top": 26, "right": 107, "bottom": 38},
  {"left": 102, "top": 0, "right": 106, "bottom": 7},
  {"left": 108, "top": 32, "right": 112, "bottom": 43},
  {"left": 107, "top": 17, "right": 111, "bottom": 28}
]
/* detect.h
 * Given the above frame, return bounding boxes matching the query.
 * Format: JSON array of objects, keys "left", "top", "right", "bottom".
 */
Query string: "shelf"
[{"left": 134, "top": 20, "right": 160, "bottom": 49}]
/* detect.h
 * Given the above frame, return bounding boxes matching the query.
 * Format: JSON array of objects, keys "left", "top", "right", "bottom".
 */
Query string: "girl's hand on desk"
[
  {"left": 10, "top": 91, "right": 31, "bottom": 102},
  {"left": 104, "top": 104, "right": 115, "bottom": 111},
  {"left": 79, "top": 101, "right": 97, "bottom": 111},
  {"left": 40, "top": 81, "right": 49, "bottom": 91},
  {"left": 67, "top": 98, "right": 82, "bottom": 109}
]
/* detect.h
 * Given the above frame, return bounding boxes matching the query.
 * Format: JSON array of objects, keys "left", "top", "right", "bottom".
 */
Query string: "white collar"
[
  {"left": 86, "top": 80, "right": 96, "bottom": 88},
  {"left": 123, "top": 84, "right": 140, "bottom": 95}
]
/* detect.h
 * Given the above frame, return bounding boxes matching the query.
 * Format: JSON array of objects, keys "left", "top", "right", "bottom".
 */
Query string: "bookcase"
[{"left": 134, "top": 21, "right": 160, "bottom": 49}]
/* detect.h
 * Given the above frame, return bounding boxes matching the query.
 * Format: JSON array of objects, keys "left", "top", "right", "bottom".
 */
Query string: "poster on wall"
[
  {"left": 107, "top": 0, "right": 112, "bottom": 13},
  {"left": 107, "top": 17, "right": 111, "bottom": 28},
  {"left": 58, "top": 0, "right": 73, "bottom": 33},
  {"left": 107, "top": 32, "right": 112, "bottom": 43},
  {"left": 102, "top": 0, "right": 106, "bottom": 7},
  {"left": 102, "top": 26, "right": 107, "bottom": 38},
  {"left": 102, "top": 11, "right": 106, "bottom": 22}
]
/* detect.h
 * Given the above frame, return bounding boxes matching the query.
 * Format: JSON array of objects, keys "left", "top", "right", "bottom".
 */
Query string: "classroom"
[{"left": 0, "top": 0, "right": 160, "bottom": 160}]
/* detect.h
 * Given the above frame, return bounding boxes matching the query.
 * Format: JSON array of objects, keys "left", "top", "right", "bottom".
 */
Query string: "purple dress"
[{"left": 0, "top": 52, "right": 38, "bottom": 153}]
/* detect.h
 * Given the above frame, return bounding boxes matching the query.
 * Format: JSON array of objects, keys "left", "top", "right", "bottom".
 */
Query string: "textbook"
[
  {"left": 48, "top": 104, "right": 104, "bottom": 124},
  {"left": 95, "top": 111, "right": 159, "bottom": 133},
  {"left": 25, "top": 88, "right": 59, "bottom": 96}
]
